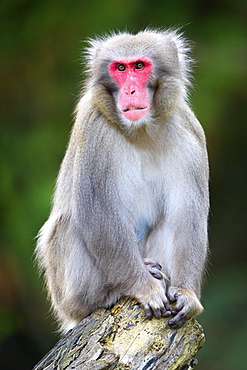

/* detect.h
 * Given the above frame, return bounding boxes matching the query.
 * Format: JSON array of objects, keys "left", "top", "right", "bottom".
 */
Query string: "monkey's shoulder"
[{"left": 174, "top": 105, "right": 206, "bottom": 145}]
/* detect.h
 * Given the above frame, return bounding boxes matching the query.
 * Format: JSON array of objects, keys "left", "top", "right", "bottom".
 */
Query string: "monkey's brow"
[
  {"left": 102, "top": 58, "right": 113, "bottom": 66},
  {"left": 104, "top": 56, "right": 170, "bottom": 75}
]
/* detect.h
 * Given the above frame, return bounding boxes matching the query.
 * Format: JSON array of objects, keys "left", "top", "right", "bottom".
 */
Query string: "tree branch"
[{"left": 33, "top": 297, "right": 205, "bottom": 369}]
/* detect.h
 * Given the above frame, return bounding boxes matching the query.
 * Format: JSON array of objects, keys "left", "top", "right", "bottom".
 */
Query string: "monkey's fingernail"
[
  {"left": 153, "top": 272, "right": 163, "bottom": 280},
  {"left": 168, "top": 318, "right": 178, "bottom": 326},
  {"left": 153, "top": 310, "right": 162, "bottom": 319},
  {"left": 169, "top": 295, "right": 178, "bottom": 302},
  {"left": 155, "top": 262, "right": 162, "bottom": 270},
  {"left": 145, "top": 308, "right": 153, "bottom": 319}
]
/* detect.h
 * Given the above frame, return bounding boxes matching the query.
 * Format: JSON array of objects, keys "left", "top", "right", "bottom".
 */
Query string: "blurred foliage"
[{"left": 0, "top": 0, "right": 246, "bottom": 369}]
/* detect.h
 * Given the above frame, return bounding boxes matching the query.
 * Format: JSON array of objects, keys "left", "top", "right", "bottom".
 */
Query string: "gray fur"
[{"left": 36, "top": 29, "right": 209, "bottom": 332}]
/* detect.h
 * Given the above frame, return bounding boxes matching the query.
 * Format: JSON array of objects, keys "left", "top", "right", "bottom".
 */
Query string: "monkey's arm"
[{"left": 37, "top": 111, "right": 170, "bottom": 328}]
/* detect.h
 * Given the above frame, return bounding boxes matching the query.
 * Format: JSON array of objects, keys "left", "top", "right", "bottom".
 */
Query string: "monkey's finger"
[
  {"left": 167, "top": 287, "right": 179, "bottom": 302},
  {"left": 144, "top": 298, "right": 171, "bottom": 319},
  {"left": 161, "top": 299, "right": 171, "bottom": 317},
  {"left": 152, "top": 303, "right": 172, "bottom": 318},
  {"left": 171, "top": 300, "right": 184, "bottom": 314},
  {"left": 143, "top": 304, "right": 153, "bottom": 319},
  {"left": 169, "top": 306, "right": 188, "bottom": 328},
  {"left": 152, "top": 303, "right": 167, "bottom": 319},
  {"left": 164, "top": 302, "right": 171, "bottom": 316},
  {"left": 162, "top": 307, "right": 172, "bottom": 317},
  {"left": 152, "top": 307, "right": 163, "bottom": 319},
  {"left": 169, "top": 315, "right": 187, "bottom": 329}
]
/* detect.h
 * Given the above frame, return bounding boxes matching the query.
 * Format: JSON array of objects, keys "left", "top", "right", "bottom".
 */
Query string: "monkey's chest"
[{"left": 134, "top": 166, "right": 163, "bottom": 242}]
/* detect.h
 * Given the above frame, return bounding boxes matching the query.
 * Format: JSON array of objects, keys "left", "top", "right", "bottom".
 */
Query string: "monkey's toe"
[
  {"left": 144, "top": 260, "right": 166, "bottom": 280},
  {"left": 144, "top": 260, "right": 162, "bottom": 270}
]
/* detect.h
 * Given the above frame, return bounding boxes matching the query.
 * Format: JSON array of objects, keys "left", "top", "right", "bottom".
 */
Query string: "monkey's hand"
[
  {"left": 134, "top": 278, "right": 171, "bottom": 319},
  {"left": 167, "top": 287, "right": 203, "bottom": 328}
]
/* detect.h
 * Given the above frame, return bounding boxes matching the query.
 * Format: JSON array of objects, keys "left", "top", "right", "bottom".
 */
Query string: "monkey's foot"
[
  {"left": 144, "top": 260, "right": 166, "bottom": 280},
  {"left": 167, "top": 287, "right": 203, "bottom": 329}
]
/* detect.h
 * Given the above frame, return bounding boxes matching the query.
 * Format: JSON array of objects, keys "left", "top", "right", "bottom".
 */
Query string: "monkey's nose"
[{"left": 125, "top": 89, "right": 135, "bottom": 95}]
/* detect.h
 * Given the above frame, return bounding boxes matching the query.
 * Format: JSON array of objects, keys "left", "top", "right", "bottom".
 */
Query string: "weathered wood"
[{"left": 33, "top": 298, "right": 205, "bottom": 370}]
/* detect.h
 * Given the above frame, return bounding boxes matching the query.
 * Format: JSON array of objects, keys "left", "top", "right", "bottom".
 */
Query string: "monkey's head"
[{"left": 85, "top": 29, "right": 192, "bottom": 133}]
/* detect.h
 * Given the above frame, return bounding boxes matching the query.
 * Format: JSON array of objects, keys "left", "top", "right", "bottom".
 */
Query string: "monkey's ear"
[{"left": 164, "top": 29, "right": 194, "bottom": 88}]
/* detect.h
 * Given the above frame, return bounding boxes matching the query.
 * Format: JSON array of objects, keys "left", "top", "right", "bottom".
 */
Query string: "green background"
[{"left": 0, "top": 1, "right": 246, "bottom": 369}]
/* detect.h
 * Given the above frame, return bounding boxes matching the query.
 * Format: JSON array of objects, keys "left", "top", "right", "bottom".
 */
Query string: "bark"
[{"left": 33, "top": 297, "right": 205, "bottom": 370}]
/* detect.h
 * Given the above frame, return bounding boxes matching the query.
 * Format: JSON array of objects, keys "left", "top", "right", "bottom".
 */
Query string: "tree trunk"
[{"left": 33, "top": 297, "right": 205, "bottom": 370}]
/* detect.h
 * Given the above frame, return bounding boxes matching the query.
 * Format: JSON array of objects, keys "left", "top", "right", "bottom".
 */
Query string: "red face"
[{"left": 109, "top": 57, "right": 153, "bottom": 121}]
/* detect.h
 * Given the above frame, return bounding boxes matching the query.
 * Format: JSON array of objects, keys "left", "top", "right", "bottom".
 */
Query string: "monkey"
[{"left": 36, "top": 29, "right": 209, "bottom": 333}]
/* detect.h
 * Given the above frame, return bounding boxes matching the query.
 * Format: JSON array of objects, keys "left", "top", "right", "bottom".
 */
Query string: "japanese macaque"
[{"left": 36, "top": 29, "right": 209, "bottom": 333}]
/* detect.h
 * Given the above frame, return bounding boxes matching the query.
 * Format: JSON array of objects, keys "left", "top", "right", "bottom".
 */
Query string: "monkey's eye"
[
  {"left": 135, "top": 61, "right": 145, "bottom": 70},
  {"left": 117, "top": 64, "right": 126, "bottom": 71}
]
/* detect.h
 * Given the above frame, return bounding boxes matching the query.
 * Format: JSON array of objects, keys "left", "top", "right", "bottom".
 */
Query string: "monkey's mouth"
[
  {"left": 121, "top": 106, "right": 149, "bottom": 121},
  {"left": 122, "top": 105, "right": 149, "bottom": 121},
  {"left": 123, "top": 106, "right": 147, "bottom": 112}
]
